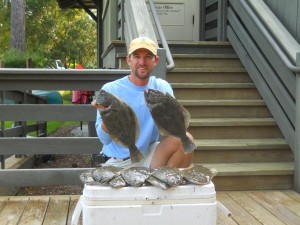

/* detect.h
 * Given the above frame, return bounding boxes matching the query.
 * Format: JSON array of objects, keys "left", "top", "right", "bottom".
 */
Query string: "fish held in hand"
[
  {"left": 144, "top": 89, "right": 196, "bottom": 153},
  {"left": 95, "top": 89, "right": 144, "bottom": 163}
]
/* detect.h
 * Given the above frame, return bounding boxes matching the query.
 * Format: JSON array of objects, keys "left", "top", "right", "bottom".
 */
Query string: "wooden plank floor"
[{"left": 0, "top": 191, "right": 300, "bottom": 225}]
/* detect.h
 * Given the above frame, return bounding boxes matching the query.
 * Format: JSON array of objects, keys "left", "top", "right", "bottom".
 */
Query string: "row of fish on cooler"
[
  {"left": 80, "top": 164, "right": 217, "bottom": 189},
  {"left": 95, "top": 88, "right": 197, "bottom": 164}
]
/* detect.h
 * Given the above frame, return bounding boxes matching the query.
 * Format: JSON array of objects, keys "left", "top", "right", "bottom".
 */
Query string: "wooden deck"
[{"left": 0, "top": 190, "right": 300, "bottom": 225}]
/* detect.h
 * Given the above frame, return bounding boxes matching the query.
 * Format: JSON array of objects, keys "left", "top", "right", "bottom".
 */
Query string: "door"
[{"left": 149, "top": 0, "right": 200, "bottom": 42}]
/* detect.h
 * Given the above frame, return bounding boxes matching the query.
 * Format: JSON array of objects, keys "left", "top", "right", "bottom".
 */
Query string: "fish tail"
[
  {"left": 182, "top": 136, "right": 197, "bottom": 153},
  {"left": 129, "top": 145, "right": 144, "bottom": 163}
]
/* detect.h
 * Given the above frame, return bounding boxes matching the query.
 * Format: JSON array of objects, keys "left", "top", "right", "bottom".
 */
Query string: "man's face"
[{"left": 127, "top": 48, "right": 158, "bottom": 80}]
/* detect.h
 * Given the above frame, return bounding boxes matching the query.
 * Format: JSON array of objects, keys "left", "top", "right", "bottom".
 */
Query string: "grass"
[{"left": 2, "top": 90, "right": 85, "bottom": 136}]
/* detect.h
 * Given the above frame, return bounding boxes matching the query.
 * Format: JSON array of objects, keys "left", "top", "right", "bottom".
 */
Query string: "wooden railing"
[
  {"left": 0, "top": 91, "right": 47, "bottom": 169},
  {"left": 0, "top": 68, "right": 130, "bottom": 187}
]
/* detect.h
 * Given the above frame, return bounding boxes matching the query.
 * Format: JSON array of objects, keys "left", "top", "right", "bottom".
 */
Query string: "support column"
[
  {"left": 97, "top": 5, "right": 103, "bottom": 68},
  {"left": 295, "top": 52, "right": 300, "bottom": 192},
  {"left": 153, "top": 48, "right": 166, "bottom": 80}
]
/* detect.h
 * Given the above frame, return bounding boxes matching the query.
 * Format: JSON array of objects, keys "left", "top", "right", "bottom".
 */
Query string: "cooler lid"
[{"left": 83, "top": 182, "right": 216, "bottom": 201}]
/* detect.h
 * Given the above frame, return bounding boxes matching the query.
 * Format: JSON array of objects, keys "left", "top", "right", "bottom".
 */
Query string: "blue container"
[
  {"left": 32, "top": 90, "right": 63, "bottom": 104},
  {"left": 4, "top": 99, "right": 15, "bottom": 104}
]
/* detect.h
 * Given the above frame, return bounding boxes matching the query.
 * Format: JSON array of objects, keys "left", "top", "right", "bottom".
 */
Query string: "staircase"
[
  {"left": 167, "top": 42, "right": 294, "bottom": 191},
  {"left": 118, "top": 41, "right": 294, "bottom": 191}
]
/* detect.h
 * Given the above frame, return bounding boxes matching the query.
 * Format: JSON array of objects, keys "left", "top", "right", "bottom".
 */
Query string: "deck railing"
[
  {"left": 0, "top": 90, "right": 47, "bottom": 169},
  {"left": 0, "top": 68, "right": 130, "bottom": 188}
]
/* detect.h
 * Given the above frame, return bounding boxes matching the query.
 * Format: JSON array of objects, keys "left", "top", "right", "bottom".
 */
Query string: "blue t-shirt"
[{"left": 95, "top": 75, "right": 173, "bottom": 158}]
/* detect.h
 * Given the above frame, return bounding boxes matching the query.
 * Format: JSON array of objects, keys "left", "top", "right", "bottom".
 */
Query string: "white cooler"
[{"left": 72, "top": 182, "right": 217, "bottom": 225}]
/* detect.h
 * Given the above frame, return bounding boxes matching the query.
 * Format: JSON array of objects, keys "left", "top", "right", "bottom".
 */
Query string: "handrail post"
[
  {"left": 199, "top": 0, "right": 206, "bottom": 41},
  {"left": 295, "top": 52, "right": 300, "bottom": 192},
  {"left": 153, "top": 48, "right": 166, "bottom": 80},
  {"left": 0, "top": 91, "right": 4, "bottom": 169},
  {"left": 217, "top": 0, "right": 228, "bottom": 41}
]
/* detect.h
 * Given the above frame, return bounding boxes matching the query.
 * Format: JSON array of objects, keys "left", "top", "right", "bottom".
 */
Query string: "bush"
[
  {"left": 1, "top": 49, "right": 50, "bottom": 68},
  {"left": 2, "top": 48, "right": 27, "bottom": 68}
]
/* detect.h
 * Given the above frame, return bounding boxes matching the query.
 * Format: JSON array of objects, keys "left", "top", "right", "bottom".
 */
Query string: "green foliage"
[
  {"left": 0, "top": 1, "right": 11, "bottom": 56},
  {"left": 2, "top": 48, "right": 27, "bottom": 68},
  {"left": 45, "top": 121, "right": 80, "bottom": 135},
  {"left": 0, "top": 0, "right": 97, "bottom": 68},
  {"left": 1, "top": 48, "right": 50, "bottom": 68}
]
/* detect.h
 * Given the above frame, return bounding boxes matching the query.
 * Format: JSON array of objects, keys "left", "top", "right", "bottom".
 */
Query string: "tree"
[
  {"left": 25, "top": 0, "right": 97, "bottom": 67},
  {"left": 10, "top": 0, "right": 25, "bottom": 51},
  {"left": 0, "top": 0, "right": 97, "bottom": 68}
]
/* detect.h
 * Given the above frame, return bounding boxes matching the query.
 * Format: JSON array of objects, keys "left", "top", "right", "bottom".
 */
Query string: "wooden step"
[
  {"left": 190, "top": 118, "right": 276, "bottom": 126},
  {"left": 172, "top": 54, "right": 244, "bottom": 68},
  {"left": 168, "top": 41, "right": 235, "bottom": 54},
  {"left": 195, "top": 138, "right": 288, "bottom": 150},
  {"left": 167, "top": 67, "right": 251, "bottom": 83},
  {"left": 172, "top": 83, "right": 261, "bottom": 100},
  {"left": 201, "top": 162, "right": 294, "bottom": 190},
  {"left": 179, "top": 99, "right": 272, "bottom": 118},
  {"left": 192, "top": 138, "right": 293, "bottom": 163},
  {"left": 188, "top": 118, "right": 284, "bottom": 139},
  {"left": 118, "top": 53, "right": 244, "bottom": 69},
  {"left": 204, "top": 162, "right": 294, "bottom": 176}
]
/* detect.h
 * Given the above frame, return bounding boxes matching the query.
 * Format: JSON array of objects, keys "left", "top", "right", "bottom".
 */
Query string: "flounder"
[
  {"left": 79, "top": 170, "right": 95, "bottom": 184},
  {"left": 121, "top": 167, "right": 153, "bottom": 186},
  {"left": 144, "top": 89, "right": 196, "bottom": 153},
  {"left": 152, "top": 166, "right": 183, "bottom": 186},
  {"left": 146, "top": 176, "right": 169, "bottom": 190},
  {"left": 92, "top": 166, "right": 122, "bottom": 183},
  {"left": 95, "top": 89, "right": 144, "bottom": 163},
  {"left": 182, "top": 164, "right": 217, "bottom": 185},
  {"left": 109, "top": 175, "right": 127, "bottom": 188}
]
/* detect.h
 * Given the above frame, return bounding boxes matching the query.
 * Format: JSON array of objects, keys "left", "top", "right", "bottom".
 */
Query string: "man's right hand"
[{"left": 91, "top": 100, "right": 109, "bottom": 133}]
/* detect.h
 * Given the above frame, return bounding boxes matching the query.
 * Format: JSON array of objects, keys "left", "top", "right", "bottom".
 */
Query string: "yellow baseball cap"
[{"left": 128, "top": 37, "right": 157, "bottom": 55}]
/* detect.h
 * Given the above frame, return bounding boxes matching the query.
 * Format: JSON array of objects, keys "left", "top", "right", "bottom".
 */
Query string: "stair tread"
[
  {"left": 189, "top": 118, "right": 276, "bottom": 126},
  {"left": 201, "top": 162, "right": 294, "bottom": 176},
  {"left": 169, "top": 41, "right": 231, "bottom": 46},
  {"left": 172, "top": 54, "right": 239, "bottom": 58},
  {"left": 179, "top": 99, "right": 265, "bottom": 106},
  {"left": 171, "top": 83, "right": 255, "bottom": 88},
  {"left": 194, "top": 138, "right": 289, "bottom": 150},
  {"left": 169, "top": 67, "right": 247, "bottom": 72}
]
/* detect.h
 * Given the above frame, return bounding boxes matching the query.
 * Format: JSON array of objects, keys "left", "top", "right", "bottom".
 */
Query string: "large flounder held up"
[
  {"left": 144, "top": 88, "right": 196, "bottom": 153},
  {"left": 95, "top": 89, "right": 144, "bottom": 163}
]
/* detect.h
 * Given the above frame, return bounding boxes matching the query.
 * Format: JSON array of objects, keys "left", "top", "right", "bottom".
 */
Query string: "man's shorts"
[{"left": 101, "top": 142, "right": 159, "bottom": 168}]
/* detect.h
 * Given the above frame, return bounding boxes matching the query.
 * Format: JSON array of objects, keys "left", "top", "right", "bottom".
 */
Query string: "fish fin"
[
  {"left": 182, "top": 136, "right": 197, "bottom": 153},
  {"left": 129, "top": 145, "right": 144, "bottom": 163},
  {"left": 181, "top": 105, "right": 190, "bottom": 129}
]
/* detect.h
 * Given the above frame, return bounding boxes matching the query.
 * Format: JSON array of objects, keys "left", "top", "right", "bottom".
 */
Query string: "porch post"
[
  {"left": 295, "top": 52, "right": 300, "bottom": 192},
  {"left": 153, "top": 48, "right": 166, "bottom": 80}
]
